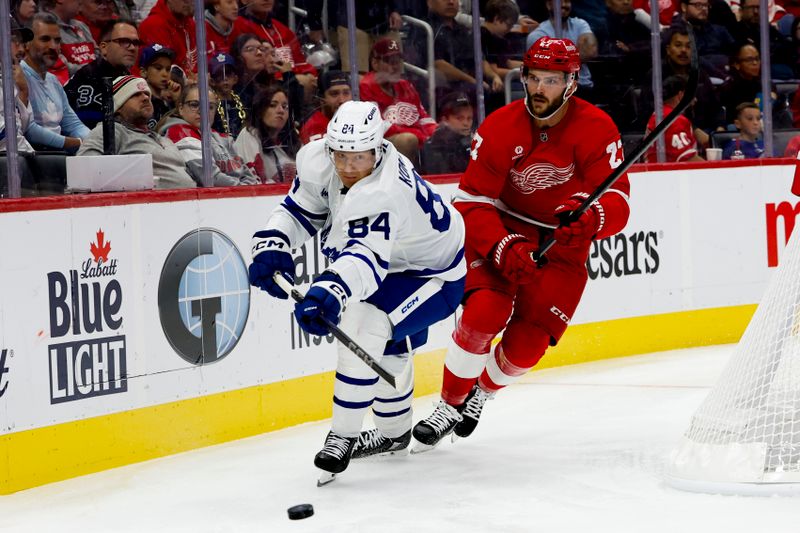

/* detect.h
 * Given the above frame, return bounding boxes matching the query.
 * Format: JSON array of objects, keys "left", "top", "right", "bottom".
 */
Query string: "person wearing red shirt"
[
  {"left": 239, "top": 0, "right": 317, "bottom": 97},
  {"left": 413, "top": 37, "right": 631, "bottom": 448},
  {"left": 205, "top": 0, "right": 251, "bottom": 56},
  {"left": 645, "top": 75, "right": 703, "bottom": 162},
  {"left": 139, "top": 0, "right": 197, "bottom": 77},
  {"left": 299, "top": 70, "right": 352, "bottom": 144},
  {"left": 359, "top": 38, "right": 436, "bottom": 164},
  {"left": 76, "top": 0, "right": 116, "bottom": 43}
]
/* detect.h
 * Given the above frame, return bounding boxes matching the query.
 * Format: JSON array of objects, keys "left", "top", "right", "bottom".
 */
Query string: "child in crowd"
[
  {"left": 421, "top": 92, "right": 474, "bottom": 175},
  {"left": 139, "top": 44, "right": 181, "bottom": 130},
  {"left": 723, "top": 102, "right": 765, "bottom": 160},
  {"left": 209, "top": 52, "right": 246, "bottom": 137}
]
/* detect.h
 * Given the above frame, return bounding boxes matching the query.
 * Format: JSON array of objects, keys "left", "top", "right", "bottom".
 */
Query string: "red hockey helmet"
[{"left": 523, "top": 37, "right": 581, "bottom": 73}]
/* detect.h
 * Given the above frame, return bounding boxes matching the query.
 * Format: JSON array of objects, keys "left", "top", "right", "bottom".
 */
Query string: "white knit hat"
[{"left": 112, "top": 75, "right": 151, "bottom": 113}]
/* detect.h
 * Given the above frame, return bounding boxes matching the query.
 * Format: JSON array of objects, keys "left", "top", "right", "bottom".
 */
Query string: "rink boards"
[{"left": 0, "top": 159, "right": 797, "bottom": 493}]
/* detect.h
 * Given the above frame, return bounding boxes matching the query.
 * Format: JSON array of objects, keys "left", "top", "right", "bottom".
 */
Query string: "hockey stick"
[
  {"left": 532, "top": 26, "right": 699, "bottom": 263},
  {"left": 272, "top": 273, "right": 413, "bottom": 392}
]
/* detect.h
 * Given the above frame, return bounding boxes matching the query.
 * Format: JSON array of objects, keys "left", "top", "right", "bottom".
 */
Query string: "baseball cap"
[
  {"left": 10, "top": 17, "right": 33, "bottom": 43},
  {"left": 209, "top": 52, "right": 236, "bottom": 77},
  {"left": 371, "top": 38, "right": 402, "bottom": 60},
  {"left": 318, "top": 70, "right": 350, "bottom": 95},
  {"left": 139, "top": 43, "right": 176, "bottom": 68},
  {"left": 438, "top": 91, "right": 472, "bottom": 117}
]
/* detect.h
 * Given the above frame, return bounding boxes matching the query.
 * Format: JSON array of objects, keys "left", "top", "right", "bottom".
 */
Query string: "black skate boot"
[
  {"left": 314, "top": 431, "right": 357, "bottom": 481},
  {"left": 453, "top": 385, "right": 494, "bottom": 438},
  {"left": 351, "top": 429, "right": 411, "bottom": 459},
  {"left": 411, "top": 401, "right": 463, "bottom": 450}
]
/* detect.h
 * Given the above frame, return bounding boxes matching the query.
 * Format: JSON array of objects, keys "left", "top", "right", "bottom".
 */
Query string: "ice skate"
[
  {"left": 351, "top": 429, "right": 411, "bottom": 459},
  {"left": 314, "top": 431, "right": 357, "bottom": 486},
  {"left": 453, "top": 385, "right": 494, "bottom": 438},
  {"left": 411, "top": 400, "right": 463, "bottom": 452}
]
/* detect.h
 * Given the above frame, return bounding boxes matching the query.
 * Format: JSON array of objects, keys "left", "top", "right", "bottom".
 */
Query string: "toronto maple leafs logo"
[{"left": 509, "top": 162, "right": 574, "bottom": 194}]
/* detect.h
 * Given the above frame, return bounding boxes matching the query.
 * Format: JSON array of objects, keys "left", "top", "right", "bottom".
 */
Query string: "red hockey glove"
[
  {"left": 553, "top": 196, "right": 604, "bottom": 248},
  {"left": 492, "top": 233, "right": 538, "bottom": 284}
]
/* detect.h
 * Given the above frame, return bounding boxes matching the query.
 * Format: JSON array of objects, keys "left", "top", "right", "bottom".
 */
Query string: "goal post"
[{"left": 666, "top": 223, "right": 800, "bottom": 496}]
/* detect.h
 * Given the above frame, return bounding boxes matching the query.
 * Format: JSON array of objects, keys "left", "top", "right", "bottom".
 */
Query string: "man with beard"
[
  {"left": 78, "top": 75, "right": 196, "bottom": 189},
  {"left": 299, "top": 70, "right": 352, "bottom": 144},
  {"left": 638, "top": 26, "right": 722, "bottom": 145},
  {"left": 22, "top": 12, "right": 90, "bottom": 152},
  {"left": 359, "top": 38, "right": 436, "bottom": 164},
  {"left": 66, "top": 20, "right": 141, "bottom": 129},
  {"left": 412, "top": 37, "right": 631, "bottom": 449}
]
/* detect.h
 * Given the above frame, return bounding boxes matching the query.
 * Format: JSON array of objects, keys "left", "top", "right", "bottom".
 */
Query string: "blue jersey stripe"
[
  {"left": 280, "top": 200, "right": 317, "bottom": 236},
  {"left": 335, "top": 372, "right": 379, "bottom": 386},
  {"left": 338, "top": 251, "right": 383, "bottom": 286},
  {"left": 405, "top": 247, "right": 465, "bottom": 277},
  {"left": 344, "top": 239, "right": 389, "bottom": 269},
  {"left": 283, "top": 196, "right": 327, "bottom": 219},
  {"left": 373, "top": 406, "right": 411, "bottom": 418},
  {"left": 375, "top": 389, "right": 414, "bottom": 403},
  {"left": 333, "top": 396, "right": 374, "bottom": 409}
]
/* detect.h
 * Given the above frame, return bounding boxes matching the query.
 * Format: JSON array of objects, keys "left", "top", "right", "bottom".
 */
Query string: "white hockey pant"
[{"left": 331, "top": 302, "right": 414, "bottom": 438}]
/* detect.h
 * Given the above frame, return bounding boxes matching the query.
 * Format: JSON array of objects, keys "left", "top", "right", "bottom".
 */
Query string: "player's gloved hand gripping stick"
[
  {"left": 272, "top": 272, "right": 414, "bottom": 393},
  {"left": 532, "top": 27, "right": 699, "bottom": 264}
]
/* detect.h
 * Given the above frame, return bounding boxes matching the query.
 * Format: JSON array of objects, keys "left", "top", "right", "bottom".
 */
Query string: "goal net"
[{"left": 667, "top": 226, "right": 800, "bottom": 495}]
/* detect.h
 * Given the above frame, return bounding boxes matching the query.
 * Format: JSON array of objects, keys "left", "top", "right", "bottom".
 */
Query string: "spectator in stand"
[
  {"left": 299, "top": 70, "right": 352, "bottom": 144},
  {"left": 231, "top": 33, "right": 269, "bottom": 110},
  {"left": 239, "top": 0, "right": 317, "bottom": 96},
  {"left": 77, "top": 0, "right": 117, "bottom": 43},
  {"left": 718, "top": 43, "right": 792, "bottom": 127},
  {"left": 139, "top": 0, "right": 197, "bottom": 76},
  {"left": 481, "top": 0, "right": 523, "bottom": 80},
  {"left": 206, "top": 0, "right": 250, "bottom": 56},
  {"left": 234, "top": 85, "right": 298, "bottom": 183},
  {"left": 334, "top": 1, "right": 402, "bottom": 74},
  {"left": 633, "top": 0, "right": 678, "bottom": 29},
  {"left": 427, "top": 0, "right": 504, "bottom": 100},
  {"left": 733, "top": 0, "right": 794, "bottom": 79},
  {"left": 639, "top": 26, "right": 722, "bottom": 143},
  {"left": 40, "top": 0, "right": 98, "bottom": 84},
  {"left": 209, "top": 52, "right": 246, "bottom": 137},
  {"left": 526, "top": 0, "right": 598, "bottom": 94},
  {"left": 139, "top": 43, "right": 180, "bottom": 129},
  {"left": 603, "top": 0, "right": 652, "bottom": 62},
  {"left": 261, "top": 39, "right": 304, "bottom": 126},
  {"left": 721, "top": 101, "right": 764, "bottom": 159},
  {"left": 674, "top": 0, "right": 736, "bottom": 78},
  {"left": 158, "top": 83, "right": 258, "bottom": 186},
  {"left": 360, "top": 38, "right": 436, "bottom": 164},
  {"left": 2, "top": 18, "right": 35, "bottom": 154},
  {"left": 66, "top": 20, "right": 140, "bottom": 129},
  {"left": 12, "top": 0, "right": 38, "bottom": 28},
  {"left": 22, "top": 13, "right": 90, "bottom": 152},
  {"left": 79, "top": 75, "right": 196, "bottom": 188},
  {"left": 644, "top": 75, "right": 704, "bottom": 162},
  {"left": 421, "top": 91, "right": 473, "bottom": 175}
]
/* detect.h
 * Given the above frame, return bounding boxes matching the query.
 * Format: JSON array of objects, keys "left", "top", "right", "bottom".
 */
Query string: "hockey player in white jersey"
[{"left": 249, "top": 100, "right": 466, "bottom": 480}]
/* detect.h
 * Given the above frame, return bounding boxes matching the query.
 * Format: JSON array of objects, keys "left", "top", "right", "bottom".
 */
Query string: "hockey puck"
[{"left": 287, "top": 503, "right": 314, "bottom": 520}]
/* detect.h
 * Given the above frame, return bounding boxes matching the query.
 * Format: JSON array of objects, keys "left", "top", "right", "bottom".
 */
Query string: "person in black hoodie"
[
  {"left": 421, "top": 91, "right": 474, "bottom": 175},
  {"left": 65, "top": 19, "right": 140, "bottom": 129}
]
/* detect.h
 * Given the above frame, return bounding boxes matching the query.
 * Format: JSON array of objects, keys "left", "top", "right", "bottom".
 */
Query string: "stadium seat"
[{"left": 710, "top": 131, "right": 739, "bottom": 149}]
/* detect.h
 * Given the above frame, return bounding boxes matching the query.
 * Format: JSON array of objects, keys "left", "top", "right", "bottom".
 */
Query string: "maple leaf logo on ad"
[{"left": 90, "top": 229, "right": 111, "bottom": 264}]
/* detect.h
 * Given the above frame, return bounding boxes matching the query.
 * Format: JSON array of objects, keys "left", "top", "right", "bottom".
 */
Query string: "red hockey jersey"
[
  {"left": 359, "top": 72, "right": 436, "bottom": 145},
  {"left": 239, "top": 15, "right": 316, "bottom": 76},
  {"left": 455, "top": 98, "right": 631, "bottom": 260},
  {"left": 644, "top": 105, "right": 698, "bottom": 162},
  {"left": 299, "top": 110, "right": 330, "bottom": 144},
  {"left": 139, "top": 0, "right": 197, "bottom": 74}
]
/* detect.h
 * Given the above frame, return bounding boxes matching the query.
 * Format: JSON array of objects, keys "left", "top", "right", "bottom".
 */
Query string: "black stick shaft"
[{"left": 532, "top": 27, "right": 699, "bottom": 263}]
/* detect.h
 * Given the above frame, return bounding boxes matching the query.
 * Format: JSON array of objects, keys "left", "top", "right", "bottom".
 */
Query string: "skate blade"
[
  {"left": 353, "top": 447, "right": 410, "bottom": 461},
  {"left": 317, "top": 471, "right": 337, "bottom": 487},
  {"left": 410, "top": 442, "right": 439, "bottom": 454}
]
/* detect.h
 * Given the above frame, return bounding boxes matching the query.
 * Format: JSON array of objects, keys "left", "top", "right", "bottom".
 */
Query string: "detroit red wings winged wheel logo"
[{"left": 509, "top": 162, "right": 575, "bottom": 194}]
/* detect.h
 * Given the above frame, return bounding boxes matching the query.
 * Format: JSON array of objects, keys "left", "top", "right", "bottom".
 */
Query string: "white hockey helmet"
[{"left": 325, "top": 100, "right": 387, "bottom": 157}]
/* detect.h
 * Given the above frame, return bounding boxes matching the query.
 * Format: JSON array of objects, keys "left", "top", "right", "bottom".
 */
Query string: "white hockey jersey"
[{"left": 263, "top": 139, "right": 466, "bottom": 301}]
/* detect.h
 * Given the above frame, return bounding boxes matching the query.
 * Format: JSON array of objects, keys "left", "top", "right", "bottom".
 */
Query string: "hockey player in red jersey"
[{"left": 413, "top": 36, "right": 631, "bottom": 448}]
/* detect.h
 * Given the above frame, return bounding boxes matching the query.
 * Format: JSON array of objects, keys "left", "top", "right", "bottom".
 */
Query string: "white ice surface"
[{"left": 3, "top": 345, "right": 800, "bottom": 533}]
